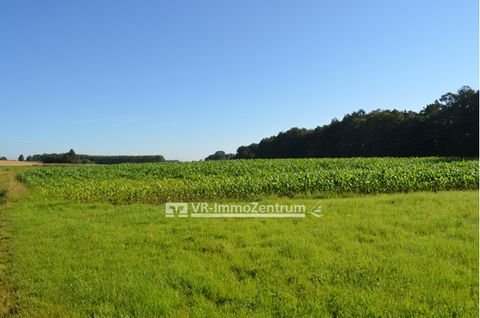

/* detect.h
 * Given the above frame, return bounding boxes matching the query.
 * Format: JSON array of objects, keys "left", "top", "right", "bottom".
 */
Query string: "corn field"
[{"left": 18, "top": 158, "right": 479, "bottom": 204}]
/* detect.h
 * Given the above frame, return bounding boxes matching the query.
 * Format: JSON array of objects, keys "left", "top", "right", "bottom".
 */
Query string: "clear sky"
[{"left": 1, "top": 0, "right": 478, "bottom": 161}]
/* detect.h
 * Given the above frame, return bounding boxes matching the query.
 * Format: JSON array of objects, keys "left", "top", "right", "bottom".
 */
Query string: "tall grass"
[{"left": 5, "top": 191, "right": 478, "bottom": 317}]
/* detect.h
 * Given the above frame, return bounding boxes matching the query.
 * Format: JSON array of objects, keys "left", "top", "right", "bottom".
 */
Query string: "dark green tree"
[
  {"left": 235, "top": 86, "right": 479, "bottom": 159},
  {"left": 205, "top": 151, "right": 235, "bottom": 161}
]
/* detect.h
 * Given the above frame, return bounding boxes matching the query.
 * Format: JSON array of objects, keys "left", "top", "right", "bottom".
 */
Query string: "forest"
[{"left": 232, "top": 86, "right": 478, "bottom": 159}]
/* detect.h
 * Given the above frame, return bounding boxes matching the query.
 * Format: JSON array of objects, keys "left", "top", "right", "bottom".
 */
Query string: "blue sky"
[{"left": 1, "top": 0, "right": 478, "bottom": 161}]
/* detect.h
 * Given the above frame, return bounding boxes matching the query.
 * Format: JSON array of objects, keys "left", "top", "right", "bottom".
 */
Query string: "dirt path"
[{"left": 0, "top": 168, "right": 23, "bottom": 316}]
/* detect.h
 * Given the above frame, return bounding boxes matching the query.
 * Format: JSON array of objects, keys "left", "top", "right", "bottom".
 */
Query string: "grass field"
[{"left": 0, "top": 159, "right": 478, "bottom": 317}]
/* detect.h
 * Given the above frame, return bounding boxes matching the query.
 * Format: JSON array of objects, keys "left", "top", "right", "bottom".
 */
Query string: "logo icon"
[{"left": 165, "top": 203, "right": 188, "bottom": 218}]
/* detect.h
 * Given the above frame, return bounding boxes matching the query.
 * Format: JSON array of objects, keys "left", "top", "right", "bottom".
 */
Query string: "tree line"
[
  {"left": 27, "top": 149, "right": 165, "bottom": 164},
  {"left": 206, "top": 86, "right": 478, "bottom": 160}
]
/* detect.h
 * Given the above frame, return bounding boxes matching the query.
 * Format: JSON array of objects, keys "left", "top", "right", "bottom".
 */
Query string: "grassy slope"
[{"left": 3, "top": 191, "right": 478, "bottom": 317}]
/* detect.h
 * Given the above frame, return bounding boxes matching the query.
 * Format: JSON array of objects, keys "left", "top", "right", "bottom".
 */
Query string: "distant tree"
[
  {"left": 18, "top": 154, "right": 24, "bottom": 161},
  {"left": 29, "top": 151, "right": 166, "bottom": 164},
  {"left": 0, "top": 156, "right": 7, "bottom": 160},
  {"left": 26, "top": 155, "right": 32, "bottom": 161},
  {"left": 65, "top": 149, "right": 80, "bottom": 163},
  {"left": 205, "top": 151, "right": 235, "bottom": 161},
  {"left": 236, "top": 145, "right": 257, "bottom": 159}
]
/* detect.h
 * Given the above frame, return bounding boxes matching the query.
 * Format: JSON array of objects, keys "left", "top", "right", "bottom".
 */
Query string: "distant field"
[
  {"left": 0, "top": 161, "right": 42, "bottom": 167},
  {"left": 0, "top": 158, "right": 478, "bottom": 317},
  {"left": 18, "top": 157, "right": 478, "bottom": 204}
]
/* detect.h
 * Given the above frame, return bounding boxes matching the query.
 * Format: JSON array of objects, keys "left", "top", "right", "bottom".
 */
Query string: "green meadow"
[{"left": 0, "top": 159, "right": 478, "bottom": 317}]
